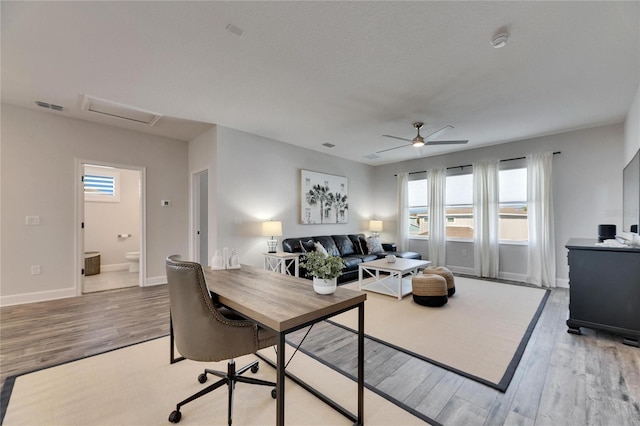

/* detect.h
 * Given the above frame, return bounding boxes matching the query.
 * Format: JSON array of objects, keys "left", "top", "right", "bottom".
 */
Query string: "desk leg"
[
  {"left": 277, "top": 332, "right": 285, "bottom": 426},
  {"left": 357, "top": 302, "right": 364, "bottom": 425}
]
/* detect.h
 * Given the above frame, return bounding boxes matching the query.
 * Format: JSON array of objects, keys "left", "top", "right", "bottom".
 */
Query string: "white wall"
[
  {"left": 373, "top": 123, "right": 626, "bottom": 284},
  {"left": 624, "top": 84, "right": 640, "bottom": 165},
  {"left": 84, "top": 166, "right": 140, "bottom": 269},
  {"left": 0, "top": 105, "right": 190, "bottom": 305},
  {"left": 210, "top": 126, "right": 375, "bottom": 268}
]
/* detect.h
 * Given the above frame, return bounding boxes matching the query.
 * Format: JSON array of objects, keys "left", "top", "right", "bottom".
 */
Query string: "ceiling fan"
[{"left": 377, "top": 122, "right": 468, "bottom": 153}]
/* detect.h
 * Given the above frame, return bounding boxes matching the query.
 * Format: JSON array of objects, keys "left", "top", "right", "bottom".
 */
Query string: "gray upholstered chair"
[{"left": 166, "top": 255, "right": 277, "bottom": 424}]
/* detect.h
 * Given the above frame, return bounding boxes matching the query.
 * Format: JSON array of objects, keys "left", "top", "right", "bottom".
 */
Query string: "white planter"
[{"left": 313, "top": 277, "right": 337, "bottom": 295}]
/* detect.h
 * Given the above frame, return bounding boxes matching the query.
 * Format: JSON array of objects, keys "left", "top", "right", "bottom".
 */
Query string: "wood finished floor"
[{"left": 1, "top": 283, "right": 639, "bottom": 425}]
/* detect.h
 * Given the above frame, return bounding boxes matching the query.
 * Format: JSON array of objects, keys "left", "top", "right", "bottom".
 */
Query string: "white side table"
[{"left": 263, "top": 252, "right": 300, "bottom": 277}]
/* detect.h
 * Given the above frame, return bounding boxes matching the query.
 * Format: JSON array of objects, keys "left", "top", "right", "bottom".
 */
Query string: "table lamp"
[
  {"left": 262, "top": 220, "right": 283, "bottom": 253},
  {"left": 369, "top": 220, "right": 383, "bottom": 238}
]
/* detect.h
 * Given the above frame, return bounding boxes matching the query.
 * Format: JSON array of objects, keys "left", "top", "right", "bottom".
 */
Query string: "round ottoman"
[
  {"left": 412, "top": 274, "right": 448, "bottom": 307},
  {"left": 424, "top": 266, "right": 455, "bottom": 296}
]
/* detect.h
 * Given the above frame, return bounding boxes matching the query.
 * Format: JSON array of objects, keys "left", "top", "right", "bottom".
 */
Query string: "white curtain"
[
  {"left": 473, "top": 160, "right": 500, "bottom": 278},
  {"left": 527, "top": 152, "right": 556, "bottom": 288},
  {"left": 428, "top": 168, "right": 447, "bottom": 266},
  {"left": 396, "top": 172, "right": 409, "bottom": 251}
]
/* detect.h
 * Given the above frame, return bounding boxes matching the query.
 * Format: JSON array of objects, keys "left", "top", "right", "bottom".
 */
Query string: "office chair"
[{"left": 166, "top": 255, "right": 277, "bottom": 424}]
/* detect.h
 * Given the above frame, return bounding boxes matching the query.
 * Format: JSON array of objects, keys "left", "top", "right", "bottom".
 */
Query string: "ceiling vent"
[
  {"left": 322, "top": 142, "right": 336, "bottom": 148},
  {"left": 81, "top": 95, "right": 162, "bottom": 126}
]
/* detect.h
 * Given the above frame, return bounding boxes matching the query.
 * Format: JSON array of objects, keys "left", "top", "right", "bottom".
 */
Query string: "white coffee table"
[{"left": 358, "top": 258, "right": 431, "bottom": 300}]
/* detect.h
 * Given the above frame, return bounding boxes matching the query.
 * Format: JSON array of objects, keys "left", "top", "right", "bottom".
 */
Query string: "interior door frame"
[
  {"left": 74, "top": 158, "right": 147, "bottom": 295},
  {"left": 191, "top": 167, "right": 209, "bottom": 264}
]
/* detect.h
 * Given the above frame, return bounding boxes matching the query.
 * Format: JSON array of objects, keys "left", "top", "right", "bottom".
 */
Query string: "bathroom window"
[{"left": 84, "top": 170, "right": 120, "bottom": 202}]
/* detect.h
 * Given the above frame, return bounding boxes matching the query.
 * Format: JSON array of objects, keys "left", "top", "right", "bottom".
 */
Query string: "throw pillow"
[
  {"left": 358, "top": 236, "right": 369, "bottom": 254},
  {"left": 366, "top": 236, "right": 384, "bottom": 254},
  {"left": 299, "top": 239, "right": 315, "bottom": 253},
  {"left": 314, "top": 241, "right": 328, "bottom": 255}
]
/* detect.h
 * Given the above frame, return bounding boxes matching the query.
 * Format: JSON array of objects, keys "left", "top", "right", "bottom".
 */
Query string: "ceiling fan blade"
[
  {"left": 382, "top": 135, "right": 413, "bottom": 142},
  {"left": 424, "top": 125, "right": 454, "bottom": 141},
  {"left": 376, "top": 143, "right": 411, "bottom": 154},
  {"left": 425, "top": 140, "right": 469, "bottom": 145}
]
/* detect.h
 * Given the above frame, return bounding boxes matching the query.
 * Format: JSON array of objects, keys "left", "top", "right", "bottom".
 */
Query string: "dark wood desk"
[{"left": 204, "top": 265, "right": 366, "bottom": 425}]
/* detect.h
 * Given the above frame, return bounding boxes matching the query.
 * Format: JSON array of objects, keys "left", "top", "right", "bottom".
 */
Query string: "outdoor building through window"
[
  {"left": 406, "top": 165, "right": 528, "bottom": 242},
  {"left": 408, "top": 178, "right": 428, "bottom": 236},
  {"left": 445, "top": 173, "right": 474, "bottom": 239},
  {"left": 499, "top": 167, "right": 528, "bottom": 241}
]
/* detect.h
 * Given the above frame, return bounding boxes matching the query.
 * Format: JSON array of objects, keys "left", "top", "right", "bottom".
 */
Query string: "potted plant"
[{"left": 299, "top": 251, "right": 346, "bottom": 295}]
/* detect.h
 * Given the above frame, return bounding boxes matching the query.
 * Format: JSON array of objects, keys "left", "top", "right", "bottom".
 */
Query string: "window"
[
  {"left": 84, "top": 167, "right": 120, "bottom": 203},
  {"left": 408, "top": 178, "right": 428, "bottom": 236},
  {"left": 445, "top": 173, "right": 474, "bottom": 239},
  {"left": 499, "top": 168, "right": 528, "bottom": 241}
]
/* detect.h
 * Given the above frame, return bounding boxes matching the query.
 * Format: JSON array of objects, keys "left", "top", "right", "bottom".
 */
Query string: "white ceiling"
[{"left": 2, "top": 1, "right": 638, "bottom": 166}]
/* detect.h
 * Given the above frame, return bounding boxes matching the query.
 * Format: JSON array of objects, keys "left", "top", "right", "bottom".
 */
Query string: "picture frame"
[{"left": 300, "top": 170, "right": 348, "bottom": 224}]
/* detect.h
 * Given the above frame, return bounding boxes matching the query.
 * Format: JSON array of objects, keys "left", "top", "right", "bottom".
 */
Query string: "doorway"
[
  {"left": 77, "top": 160, "right": 145, "bottom": 294},
  {"left": 192, "top": 169, "right": 208, "bottom": 265}
]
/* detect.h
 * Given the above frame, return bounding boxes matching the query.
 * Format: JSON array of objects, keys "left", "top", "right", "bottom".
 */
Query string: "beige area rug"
[
  {"left": 335, "top": 276, "right": 549, "bottom": 391},
  {"left": 2, "top": 336, "right": 424, "bottom": 425}
]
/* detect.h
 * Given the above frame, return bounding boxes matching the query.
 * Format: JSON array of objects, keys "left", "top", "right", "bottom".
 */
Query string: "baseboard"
[
  {"left": 556, "top": 278, "right": 569, "bottom": 288},
  {"left": 144, "top": 276, "right": 167, "bottom": 286},
  {"left": 446, "top": 265, "right": 475, "bottom": 275},
  {"left": 0, "top": 287, "right": 76, "bottom": 307},
  {"left": 498, "top": 272, "right": 528, "bottom": 283},
  {"left": 100, "top": 263, "right": 129, "bottom": 273}
]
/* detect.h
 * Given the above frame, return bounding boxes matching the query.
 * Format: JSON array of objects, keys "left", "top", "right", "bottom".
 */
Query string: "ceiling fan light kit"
[{"left": 378, "top": 122, "right": 468, "bottom": 154}]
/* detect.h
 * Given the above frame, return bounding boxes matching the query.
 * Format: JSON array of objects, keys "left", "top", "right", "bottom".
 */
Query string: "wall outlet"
[
  {"left": 31, "top": 265, "right": 41, "bottom": 275},
  {"left": 25, "top": 216, "right": 40, "bottom": 225}
]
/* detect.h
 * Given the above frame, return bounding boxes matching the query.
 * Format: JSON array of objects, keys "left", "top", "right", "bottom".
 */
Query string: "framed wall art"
[{"left": 300, "top": 170, "right": 348, "bottom": 224}]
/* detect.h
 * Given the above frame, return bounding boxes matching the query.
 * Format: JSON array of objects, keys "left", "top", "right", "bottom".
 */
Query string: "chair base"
[{"left": 169, "top": 359, "right": 276, "bottom": 425}]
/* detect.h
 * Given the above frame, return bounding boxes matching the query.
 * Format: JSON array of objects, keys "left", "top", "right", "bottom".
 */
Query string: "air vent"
[
  {"left": 81, "top": 95, "right": 162, "bottom": 126},
  {"left": 364, "top": 153, "right": 381, "bottom": 160},
  {"left": 322, "top": 143, "right": 336, "bottom": 148},
  {"left": 35, "top": 101, "right": 64, "bottom": 111}
]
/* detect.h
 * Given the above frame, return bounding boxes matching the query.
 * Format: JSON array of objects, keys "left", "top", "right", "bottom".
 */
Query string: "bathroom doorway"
[{"left": 79, "top": 161, "right": 144, "bottom": 293}]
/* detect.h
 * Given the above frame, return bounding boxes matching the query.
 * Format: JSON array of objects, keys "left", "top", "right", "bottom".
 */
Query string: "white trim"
[
  {"left": 100, "top": 263, "right": 130, "bottom": 272},
  {"left": 145, "top": 276, "right": 167, "bottom": 286},
  {"left": 498, "top": 271, "right": 528, "bottom": 283},
  {"left": 445, "top": 265, "right": 475, "bottom": 275},
  {"left": 0, "top": 287, "right": 76, "bottom": 307},
  {"left": 190, "top": 167, "right": 209, "bottom": 264}
]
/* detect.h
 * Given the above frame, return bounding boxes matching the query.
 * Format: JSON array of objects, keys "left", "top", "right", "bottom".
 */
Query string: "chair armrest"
[{"left": 382, "top": 243, "right": 397, "bottom": 251}]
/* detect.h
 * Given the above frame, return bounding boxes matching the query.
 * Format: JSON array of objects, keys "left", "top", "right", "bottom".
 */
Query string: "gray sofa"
[{"left": 281, "top": 233, "right": 421, "bottom": 283}]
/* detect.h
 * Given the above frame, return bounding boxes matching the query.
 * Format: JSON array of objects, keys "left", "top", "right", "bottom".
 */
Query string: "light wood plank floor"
[{"left": 1, "top": 283, "right": 638, "bottom": 425}]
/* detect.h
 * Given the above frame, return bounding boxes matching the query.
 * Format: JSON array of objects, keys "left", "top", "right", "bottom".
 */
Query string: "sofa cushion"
[
  {"left": 314, "top": 236, "right": 340, "bottom": 257},
  {"left": 332, "top": 235, "right": 356, "bottom": 256},
  {"left": 366, "top": 236, "right": 384, "bottom": 254},
  {"left": 341, "top": 256, "right": 364, "bottom": 271}
]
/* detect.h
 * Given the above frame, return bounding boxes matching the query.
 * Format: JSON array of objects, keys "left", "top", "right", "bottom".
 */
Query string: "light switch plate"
[{"left": 25, "top": 216, "right": 40, "bottom": 225}]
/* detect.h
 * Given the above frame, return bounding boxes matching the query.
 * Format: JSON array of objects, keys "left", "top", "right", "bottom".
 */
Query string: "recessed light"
[{"left": 491, "top": 33, "right": 509, "bottom": 49}]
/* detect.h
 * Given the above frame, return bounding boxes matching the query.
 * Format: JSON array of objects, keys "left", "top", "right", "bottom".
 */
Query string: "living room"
[{"left": 1, "top": 1, "right": 639, "bottom": 424}]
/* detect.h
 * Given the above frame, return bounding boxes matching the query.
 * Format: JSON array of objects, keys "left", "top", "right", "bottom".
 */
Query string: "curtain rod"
[{"left": 395, "top": 151, "right": 561, "bottom": 176}]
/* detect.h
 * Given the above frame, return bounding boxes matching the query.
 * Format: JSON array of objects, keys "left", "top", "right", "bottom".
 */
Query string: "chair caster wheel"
[
  {"left": 168, "top": 410, "right": 182, "bottom": 423},
  {"left": 271, "top": 388, "right": 277, "bottom": 399},
  {"left": 198, "top": 373, "right": 207, "bottom": 383},
  {"left": 251, "top": 364, "right": 259, "bottom": 374}
]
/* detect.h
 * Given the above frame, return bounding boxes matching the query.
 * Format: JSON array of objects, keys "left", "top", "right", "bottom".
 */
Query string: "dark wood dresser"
[{"left": 566, "top": 238, "right": 640, "bottom": 347}]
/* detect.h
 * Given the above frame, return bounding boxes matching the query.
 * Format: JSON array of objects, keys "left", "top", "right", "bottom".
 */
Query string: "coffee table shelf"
[{"left": 358, "top": 258, "right": 431, "bottom": 300}]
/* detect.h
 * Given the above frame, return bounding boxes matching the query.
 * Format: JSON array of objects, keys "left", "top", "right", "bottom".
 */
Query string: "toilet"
[{"left": 124, "top": 251, "right": 140, "bottom": 273}]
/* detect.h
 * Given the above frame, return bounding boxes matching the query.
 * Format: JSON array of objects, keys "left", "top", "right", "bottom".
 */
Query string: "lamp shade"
[
  {"left": 262, "top": 220, "right": 283, "bottom": 237},
  {"left": 369, "top": 220, "right": 383, "bottom": 233}
]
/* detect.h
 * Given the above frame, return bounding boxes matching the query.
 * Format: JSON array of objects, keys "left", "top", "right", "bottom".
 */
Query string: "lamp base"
[{"left": 267, "top": 238, "right": 278, "bottom": 253}]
